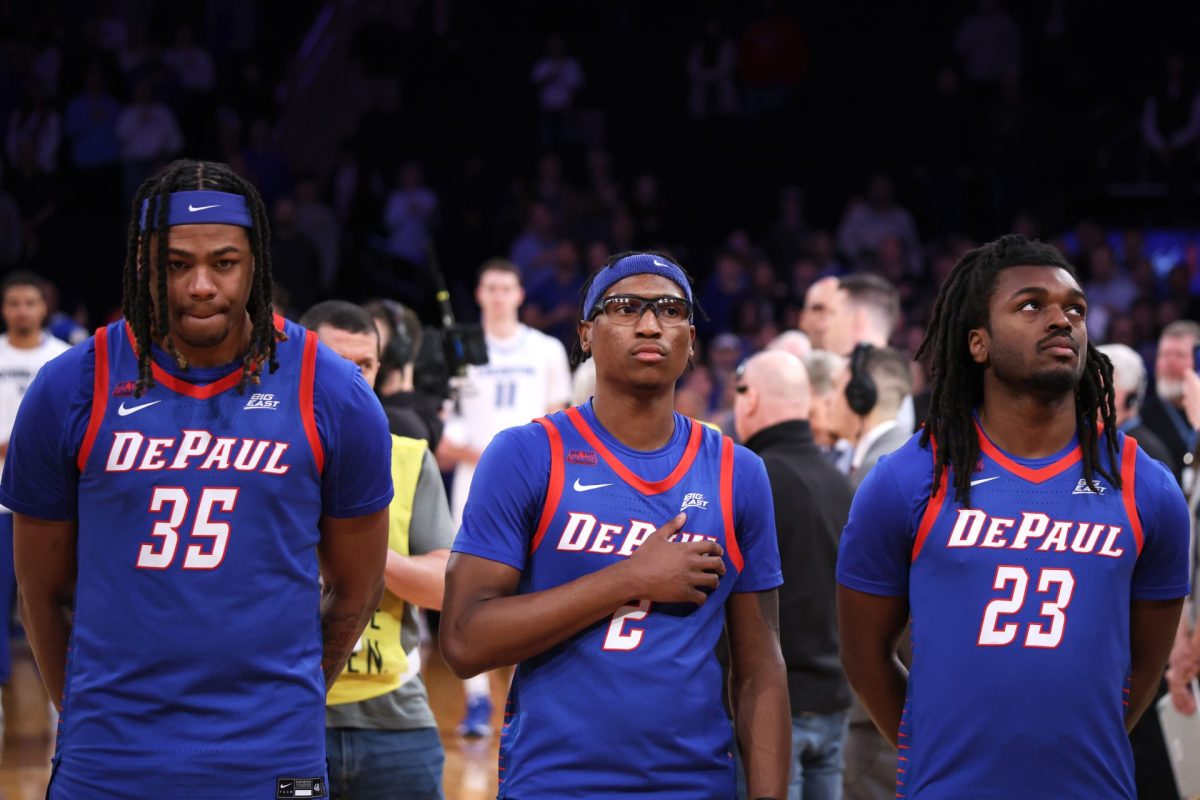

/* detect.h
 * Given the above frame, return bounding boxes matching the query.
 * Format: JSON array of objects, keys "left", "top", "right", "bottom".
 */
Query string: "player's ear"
[
  {"left": 968, "top": 327, "right": 989, "bottom": 365},
  {"left": 578, "top": 319, "right": 592, "bottom": 353}
]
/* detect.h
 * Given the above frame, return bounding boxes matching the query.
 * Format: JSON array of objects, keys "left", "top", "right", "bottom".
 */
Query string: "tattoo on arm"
[{"left": 320, "top": 607, "right": 371, "bottom": 689}]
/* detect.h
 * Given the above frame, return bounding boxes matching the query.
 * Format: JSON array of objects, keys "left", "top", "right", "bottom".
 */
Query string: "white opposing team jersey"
[
  {"left": 444, "top": 325, "right": 571, "bottom": 525},
  {"left": 0, "top": 332, "right": 70, "bottom": 511}
]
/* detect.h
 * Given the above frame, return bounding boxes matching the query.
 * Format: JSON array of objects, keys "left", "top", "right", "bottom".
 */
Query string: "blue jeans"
[
  {"left": 326, "top": 726, "right": 444, "bottom": 800},
  {"left": 789, "top": 710, "right": 849, "bottom": 800}
]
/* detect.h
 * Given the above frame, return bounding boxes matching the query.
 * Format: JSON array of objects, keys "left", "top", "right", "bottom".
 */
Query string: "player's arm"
[
  {"left": 727, "top": 589, "right": 790, "bottom": 800},
  {"left": 383, "top": 548, "right": 449, "bottom": 610},
  {"left": 317, "top": 508, "right": 389, "bottom": 690},
  {"left": 440, "top": 513, "right": 725, "bottom": 678},
  {"left": 837, "top": 587, "right": 909, "bottom": 747},
  {"left": 434, "top": 433, "right": 481, "bottom": 469},
  {"left": 1127, "top": 596, "right": 1185, "bottom": 730},
  {"left": 14, "top": 514, "right": 76, "bottom": 711}
]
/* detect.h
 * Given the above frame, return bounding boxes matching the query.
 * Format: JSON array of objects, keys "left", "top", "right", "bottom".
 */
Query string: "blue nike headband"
[
  {"left": 582, "top": 253, "right": 693, "bottom": 321},
  {"left": 139, "top": 190, "right": 253, "bottom": 231}
]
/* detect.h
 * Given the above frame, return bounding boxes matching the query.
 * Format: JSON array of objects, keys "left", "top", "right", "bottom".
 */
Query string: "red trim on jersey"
[
  {"left": 910, "top": 435, "right": 946, "bottom": 563},
  {"left": 564, "top": 406, "right": 702, "bottom": 495},
  {"left": 975, "top": 420, "right": 1082, "bottom": 483},
  {"left": 531, "top": 417, "right": 565, "bottom": 553},
  {"left": 299, "top": 329, "right": 324, "bottom": 475},
  {"left": 76, "top": 327, "right": 111, "bottom": 472},
  {"left": 719, "top": 435, "right": 744, "bottom": 574},
  {"left": 1119, "top": 437, "right": 1143, "bottom": 556},
  {"left": 122, "top": 316, "right": 287, "bottom": 399}
]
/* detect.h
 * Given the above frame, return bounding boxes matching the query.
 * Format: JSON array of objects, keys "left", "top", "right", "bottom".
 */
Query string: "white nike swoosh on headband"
[
  {"left": 188, "top": 204, "right": 220, "bottom": 212},
  {"left": 651, "top": 258, "right": 672, "bottom": 268}
]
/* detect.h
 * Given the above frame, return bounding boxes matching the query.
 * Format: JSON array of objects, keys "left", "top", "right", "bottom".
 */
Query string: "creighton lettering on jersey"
[
  {"left": 0, "top": 315, "right": 394, "bottom": 798},
  {"left": 453, "top": 402, "right": 782, "bottom": 800},
  {"left": 837, "top": 423, "right": 1191, "bottom": 800}
]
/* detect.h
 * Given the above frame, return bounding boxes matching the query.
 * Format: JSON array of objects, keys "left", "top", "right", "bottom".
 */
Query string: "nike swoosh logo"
[
  {"left": 651, "top": 257, "right": 672, "bottom": 268},
  {"left": 188, "top": 204, "right": 220, "bottom": 212},
  {"left": 573, "top": 478, "right": 612, "bottom": 492},
  {"left": 970, "top": 476, "right": 1000, "bottom": 487},
  {"left": 117, "top": 400, "right": 162, "bottom": 416}
]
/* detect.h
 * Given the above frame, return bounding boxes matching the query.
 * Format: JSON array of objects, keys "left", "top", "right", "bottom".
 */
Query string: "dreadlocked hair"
[
  {"left": 569, "top": 250, "right": 707, "bottom": 367},
  {"left": 915, "top": 233, "right": 1120, "bottom": 507},
  {"left": 122, "top": 159, "right": 285, "bottom": 396}
]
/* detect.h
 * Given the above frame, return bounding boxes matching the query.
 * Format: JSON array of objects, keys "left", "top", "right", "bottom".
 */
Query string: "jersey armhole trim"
[
  {"left": 720, "top": 436, "right": 744, "bottom": 574},
  {"left": 911, "top": 435, "right": 946, "bottom": 563},
  {"left": 76, "top": 326, "right": 110, "bottom": 472},
  {"left": 300, "top": 329, "right": 325, "bottom": 475},
  {"left": 531, "top": 417, "right": 564, "bottom": 553},
  {"left": 1119, "top": 436, "right": 1144, "bottom": 556}
]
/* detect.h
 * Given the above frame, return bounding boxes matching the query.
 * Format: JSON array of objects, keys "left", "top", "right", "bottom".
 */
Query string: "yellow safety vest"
[{"left": 327, "top": 434, "right": 426, "bottom": 705}]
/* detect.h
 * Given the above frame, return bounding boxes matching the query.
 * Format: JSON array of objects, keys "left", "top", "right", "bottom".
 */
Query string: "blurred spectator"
[
  {"left": 533, "top": 152, "right": 574, "bottom": 228},
  {"left": 7, "top": 141, "right": 59, "bottom": 260},
  {"left": 1083, "top": 245, "right": 1136, "bottom": 337},
  {"left": 363, "top": 298, "right": 444, "bottom": 448},
  {"left": 6, "top": 79, "right": 61, "bottom": 174},
  {"left": 767, "top": 329, "right": 812, "bottom": 361},
  {"left": 241, "top": 116, "right": 291, "bottom": 209},
  {"left": 1142, "top": 320, "right": 1200, "bottom": 485},
  {"left": 800, "top": 276, "right": 841, "bottom": 351},
  {"left": 953, "top": 0, "right": 1022, "bottom": 85},
  {"left": 700, "top": 251, "right": 749, "bottom": 335},
  {"left": 163, "top": 25, "right": 215, "bottom": 93},
  {"left": 737, "top": 0, "right": 807, "bottom": 116},
  {"left": 384, "top": 162, "right": 438, "bottom": 267},
  {"left": 115, "top": 78, "right": 183, "bottom": 202},
  {"left": 630, "top": 173, "right": 667, "bottom": 246},
  {"left": 523, "top": 240, "right": 584, "bottom": 349},
  {"left": 64, "top": 64, "right": 120, "bottom": 170},
  {"left": 687, "top": 17, "right": 738, "bottom": 118},
  {"left": 804, "top": 349, "right": 851, "bottom": 463},
  {"left": 828, "top": 346, "right": 913, "bottom": 489},
  {"left": 293, "top": 176, "right": 340, "bottom": 293},
  {"left": 1142, "top": 52, "right": 1200, "bottom": 198},
  {"left": 531, "top": 33, "right": 585, "bottom": 149},
  {"left": 509, "top": 202, "right": 559, "bottom": 279},
  {"left": 767, "top": 186, "right": 808, "bottom": 269},
  {"left": 836, "top": 176, "right": 921, "bottom": 273},
  {"left": 271, "top": 197, "right": 322, "bottom": 316},
  {"left": 1098, "top": 344, "right": 1173, "bottom": 467}
]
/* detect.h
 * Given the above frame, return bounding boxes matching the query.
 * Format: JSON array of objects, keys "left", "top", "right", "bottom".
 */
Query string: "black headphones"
[
  {"left": 375, "top": 299, "right": 414, "bottom": 369},
  {"left": 845, "top": 343, "right": 878, "bottom": 417}
]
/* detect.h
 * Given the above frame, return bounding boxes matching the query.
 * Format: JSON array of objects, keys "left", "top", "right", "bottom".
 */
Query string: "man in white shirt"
[
  {"left": 436, "top": 258, "right": 571, "bottom": 737},
  {"left": 0, "top": 270, "right": 69, "bottom": 704}
]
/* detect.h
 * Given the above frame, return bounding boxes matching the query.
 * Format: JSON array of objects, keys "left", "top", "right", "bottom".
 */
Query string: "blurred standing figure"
[
  {"left": 735, "top": 349, "right": 853, "bottom": 800},
  {"left": 0, "top": 271, "right": 68, "bottom": 714},
  {"left": 436, "top": 258, "right": 571, "bottom": 737}
]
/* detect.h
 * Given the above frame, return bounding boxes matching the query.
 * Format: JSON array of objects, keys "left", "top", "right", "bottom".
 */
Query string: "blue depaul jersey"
[
  {"left": 837, "top": 424, "right": 1191, "bottom": 800},
  {"left": 453, "top": 401, "right": 782, "bottom": 800},
  {"left": 0, "top": 318, "right": 393, "bottom": 799}
]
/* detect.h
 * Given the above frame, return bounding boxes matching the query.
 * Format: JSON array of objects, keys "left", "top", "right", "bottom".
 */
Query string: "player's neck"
[
  {"left": 591, "top": 389, "right": 677, "bottom": 451},
  {"left": 484, "top": 315, "right": 520, "bottom": 340},
  {"left": 978, "top": 383, "right": 1077, "bottom": 459},
  {"left": 5, "top": 328, "right": 42, "bottom": 349}
]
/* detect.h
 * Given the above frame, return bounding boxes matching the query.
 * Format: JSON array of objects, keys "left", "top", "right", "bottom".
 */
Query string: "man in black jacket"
[{"left": 735, "top": 349, "right": 855, "bottom": 800}]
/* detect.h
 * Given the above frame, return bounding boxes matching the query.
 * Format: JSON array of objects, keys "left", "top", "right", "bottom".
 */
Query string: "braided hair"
[
  {"left": 122, "top": 159, "right": 284, "bottom": 396},
  {"left": 915, "top": 234, "right": 1119, "bottom": 507},
  {"left": 569, "top": 250, "right": 706, "bottom": 368}
]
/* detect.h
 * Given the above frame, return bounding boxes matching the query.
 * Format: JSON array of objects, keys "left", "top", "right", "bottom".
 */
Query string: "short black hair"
[
  {"left": 299, "top": 300, "right": 381, "bottom": 354},
  {"left": 476, "top": 257, "right": 523, "bottom": 287},
  {"left": 1, "top": 270, "right": 46, "bottom": 301}
]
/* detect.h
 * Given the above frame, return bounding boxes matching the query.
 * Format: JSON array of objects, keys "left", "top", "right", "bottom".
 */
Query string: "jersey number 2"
[
  {"left": 136, "top": 487, "right": 239, "bottom": 570},
  {"left": 603, "top": 600, "right": 652, "bottom": 651},
  {"left": 978, "top": 565, "right": 1075, "bottom": 648}
]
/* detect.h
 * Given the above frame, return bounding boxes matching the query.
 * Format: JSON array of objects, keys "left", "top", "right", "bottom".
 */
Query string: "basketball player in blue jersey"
[
  {"left": 0, "top": 160, "right": 393, "bottom": 799},
  {"left": 837, "top": 235, "right": 1191, "bottom": 799},
  {"left": 441, "top": 251, "right": 790, "bottom": 799}
]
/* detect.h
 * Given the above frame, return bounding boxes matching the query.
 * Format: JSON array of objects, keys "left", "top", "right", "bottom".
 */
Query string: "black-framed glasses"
[{"left": 591, "top": 294, "right": 693, "bottom": 327}]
